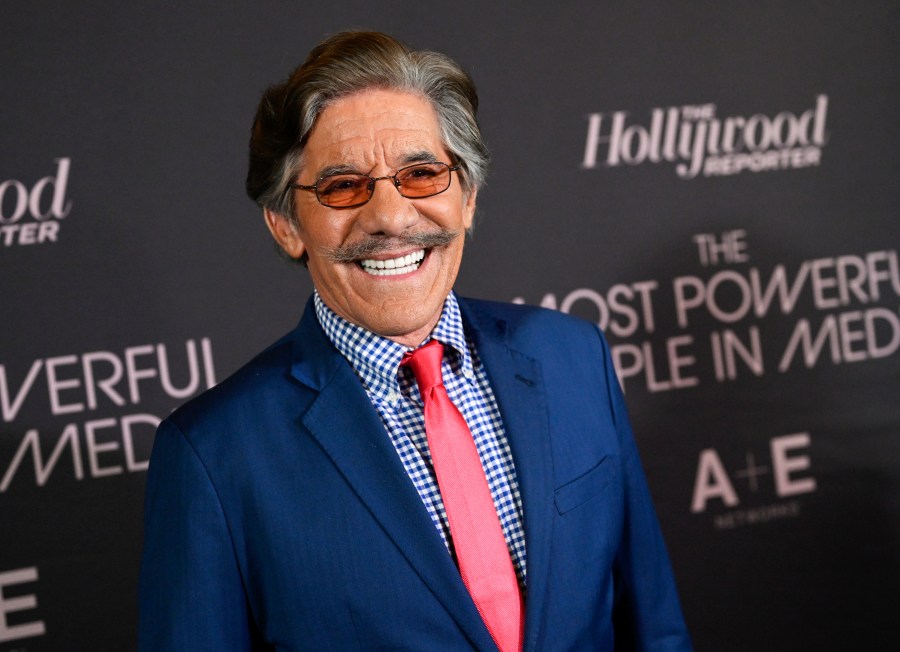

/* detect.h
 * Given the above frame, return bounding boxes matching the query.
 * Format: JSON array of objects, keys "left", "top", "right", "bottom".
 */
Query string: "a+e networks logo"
[
  {"left": 0, "top": 158, "right": 72, "bottom": 248},
  {"left": 691, "top": 432, "right": 817, "bottom": 529},
  {"left": 0, "top": 566, "right": 46, "bottom": 645}
]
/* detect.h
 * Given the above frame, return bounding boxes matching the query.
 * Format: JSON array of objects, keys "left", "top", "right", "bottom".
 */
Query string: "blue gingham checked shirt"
[{"left": 314, "top": 291, "right": 527, "bottom": 591}]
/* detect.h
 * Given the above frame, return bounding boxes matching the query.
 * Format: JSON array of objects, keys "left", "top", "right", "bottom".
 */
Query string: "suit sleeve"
[
  {"left": 594, "top": 327, "right": 693, "bottom": 652},
  {"left": 138, "top": 419, "right": 261, "bottom": 651}
]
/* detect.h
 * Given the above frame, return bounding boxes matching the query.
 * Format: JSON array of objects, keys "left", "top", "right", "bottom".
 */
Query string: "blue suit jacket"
[{"left": 139, "top": 297, "right": 691, "bottom": 651}]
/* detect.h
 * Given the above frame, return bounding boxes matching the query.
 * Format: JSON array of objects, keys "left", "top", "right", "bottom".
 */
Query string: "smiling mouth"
[{"left": 358, "top": 249, "right": 426, "bottom": 276}]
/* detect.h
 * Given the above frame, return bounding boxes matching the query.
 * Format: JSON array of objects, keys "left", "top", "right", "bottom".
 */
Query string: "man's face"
[{"left": 265, "top": 89, "right": 476, "bottom": 348}]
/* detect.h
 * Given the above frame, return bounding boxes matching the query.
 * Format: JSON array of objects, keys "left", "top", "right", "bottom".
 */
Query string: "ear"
[
  {"left": 462, "top": 187, "right": 478, "bottom": 231},
  {"left": 263, "top": 208, "right": 306, "bottom": 260}
]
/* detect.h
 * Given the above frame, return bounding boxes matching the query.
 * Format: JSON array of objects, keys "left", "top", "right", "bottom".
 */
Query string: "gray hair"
[{"left": 246, "top": 30, "right": 490, "bottom": 223}]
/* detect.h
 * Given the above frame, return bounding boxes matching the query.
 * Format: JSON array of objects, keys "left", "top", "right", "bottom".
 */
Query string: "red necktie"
[{"left": 402, "top": 339, "right": 524, "bottom": 652}]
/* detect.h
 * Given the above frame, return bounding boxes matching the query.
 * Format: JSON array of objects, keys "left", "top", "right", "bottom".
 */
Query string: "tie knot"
[{"left": 402, "top": 339, "right": 445, "bottom": 396}]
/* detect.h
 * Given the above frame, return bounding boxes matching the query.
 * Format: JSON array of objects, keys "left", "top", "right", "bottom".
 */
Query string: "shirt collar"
[{"left": 314, "top": 290, "right": 472, "bottom": 397}]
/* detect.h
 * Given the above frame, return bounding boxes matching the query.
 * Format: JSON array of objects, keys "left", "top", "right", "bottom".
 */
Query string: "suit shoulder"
[
  {"left": 460, "top": 296, "right": 602, "bottom": 343},
  {"left": 165, "top": 331, "right": 296, "bottom": 433}
]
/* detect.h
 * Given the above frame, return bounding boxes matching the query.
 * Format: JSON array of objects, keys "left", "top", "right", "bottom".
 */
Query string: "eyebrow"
[
  {"left": 398, "top": 150, "right": 440, "bottom": 166},
  {"left": 311, "top": 150, "right": 442, "bottom": 180},
  {"left": 312, "top": 163, "right": 359, "bottom": 180}
]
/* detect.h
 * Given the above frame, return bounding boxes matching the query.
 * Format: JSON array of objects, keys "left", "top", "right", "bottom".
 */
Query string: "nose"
[{"left": 356, "top": 176, "right": 419, "bottom": 236}]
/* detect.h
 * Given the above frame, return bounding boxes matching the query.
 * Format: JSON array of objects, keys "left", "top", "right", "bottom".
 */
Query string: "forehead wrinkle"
[
  {"left": 361, "top": 131, "right": 442, "bottom": 169},
  {"left": 300, "top": 90, "right": 447, "bottom": 179}
]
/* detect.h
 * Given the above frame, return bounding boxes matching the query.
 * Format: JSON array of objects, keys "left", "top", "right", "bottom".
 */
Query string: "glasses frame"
[{"left": 291, "top": 161, "right": 462, "bottom": 209}]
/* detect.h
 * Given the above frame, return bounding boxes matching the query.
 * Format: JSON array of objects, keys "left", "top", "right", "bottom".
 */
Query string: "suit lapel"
[
  {"left": 460, "top": 300, "right": 555, "bottom": 652},
  {"left": 288, "top": 301, "right": 497, "bottom": 651}
]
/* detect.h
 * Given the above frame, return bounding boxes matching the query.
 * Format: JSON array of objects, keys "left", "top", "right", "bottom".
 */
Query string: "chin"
[{"left": 363, "top": 303, "right": 442, "bottom": 345}]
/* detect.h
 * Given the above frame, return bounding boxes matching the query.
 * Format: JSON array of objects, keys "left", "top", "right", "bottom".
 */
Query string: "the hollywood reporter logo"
[
  {"left": 582, "top": 96, "right": 828, "bottom": 179},
  {"left": 0, "top": 158, "right": 71, "bottom": 247}
]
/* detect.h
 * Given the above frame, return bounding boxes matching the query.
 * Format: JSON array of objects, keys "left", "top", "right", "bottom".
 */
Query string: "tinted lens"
[
  {"left": 316, "top": 174, "right": 371, "bottom": 207},
  {"left": 396, "top": 163, "right": 450, "bottom": 198}
]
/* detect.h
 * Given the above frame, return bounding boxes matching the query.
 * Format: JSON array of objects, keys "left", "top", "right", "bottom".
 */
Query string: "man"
[{"left": 139, "top": 31, "right": 691, "bottom": 651}]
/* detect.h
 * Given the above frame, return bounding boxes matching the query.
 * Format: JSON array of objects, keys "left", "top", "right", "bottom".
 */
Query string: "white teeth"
[{"left": 359, "top": 250, "right": 425, "bottom": 276}]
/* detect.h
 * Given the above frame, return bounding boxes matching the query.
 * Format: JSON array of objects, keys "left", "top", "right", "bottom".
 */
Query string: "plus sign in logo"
[{"left": 690, "top": 433, "right": 816, "bottom": 529}]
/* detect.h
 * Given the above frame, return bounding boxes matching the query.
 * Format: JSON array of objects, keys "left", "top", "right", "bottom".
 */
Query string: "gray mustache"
[{"left": 322, "top": 229, "right": 461, "bottom": 262}]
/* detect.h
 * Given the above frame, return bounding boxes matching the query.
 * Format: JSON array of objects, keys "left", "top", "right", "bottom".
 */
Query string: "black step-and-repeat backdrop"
[{"left": 2, "top": 3, "right": 898, "bottom": 650}]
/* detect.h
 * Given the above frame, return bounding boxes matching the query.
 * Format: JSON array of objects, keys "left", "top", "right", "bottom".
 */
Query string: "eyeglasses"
[{"left": 291, "top": 161, "right": 461, "bottom": 208}]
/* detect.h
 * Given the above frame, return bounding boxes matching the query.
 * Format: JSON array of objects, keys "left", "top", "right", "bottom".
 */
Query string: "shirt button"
[
  {"left": 386, "top": 390, "right": 399, "bottom": 404},
  {"left": 463, "top": 369, "right": 475, "bottom": 380}
]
